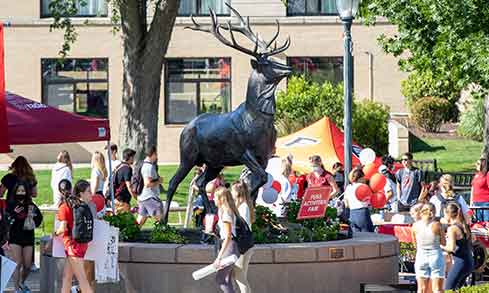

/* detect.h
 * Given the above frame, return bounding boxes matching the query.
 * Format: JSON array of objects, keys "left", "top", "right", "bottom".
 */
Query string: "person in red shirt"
[
  {"left": 55, "top": 180, "right": 93, "bottom": 293},
  {"left": 306, "top": 155, "right": 340, "bottom": 197},
  {"left": 471, "top": 158, "right": 489, "bottom": 221}
]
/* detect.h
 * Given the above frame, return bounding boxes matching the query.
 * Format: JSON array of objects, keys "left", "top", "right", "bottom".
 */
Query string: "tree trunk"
[
  {"left": 117, "top": 0, "right": 180, "bottom": 160},
  {"left": 483, "top": 93, "right": 489, "bottom": 160}
]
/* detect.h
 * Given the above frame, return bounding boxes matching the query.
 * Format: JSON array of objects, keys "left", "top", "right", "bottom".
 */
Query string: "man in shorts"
[
  {"left": 137, "top": 146, "right": 163, "bottom": 225},
  {"left": 113, "top": 149, "right": 137, "bottom": 213}
]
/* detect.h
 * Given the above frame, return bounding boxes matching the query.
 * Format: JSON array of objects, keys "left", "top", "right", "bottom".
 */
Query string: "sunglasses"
[{"left": 401, "top": 158, "right": 410, "bottom": 161}]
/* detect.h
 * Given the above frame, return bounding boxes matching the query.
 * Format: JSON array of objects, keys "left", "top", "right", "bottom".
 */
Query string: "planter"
[{"left": 40, "top": 232, "right": 399, "bottom": 293}]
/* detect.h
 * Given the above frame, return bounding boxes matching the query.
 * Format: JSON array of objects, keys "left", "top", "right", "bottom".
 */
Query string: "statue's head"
[{"left": 186, "top": 3, "right": 291, "bottom": 115}]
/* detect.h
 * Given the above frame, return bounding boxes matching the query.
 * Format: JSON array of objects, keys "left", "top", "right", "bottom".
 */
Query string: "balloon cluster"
[
  {"left": 261, "top": 173, "right": 282, "bottom": 204},
  {"left": 355, "top": 148, "right": 388, "bottom": 209}
]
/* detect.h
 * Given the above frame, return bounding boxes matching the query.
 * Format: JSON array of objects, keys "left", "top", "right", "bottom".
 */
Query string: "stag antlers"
[{"left": 185, "top": 3, "right": 290, "bottom": 59}]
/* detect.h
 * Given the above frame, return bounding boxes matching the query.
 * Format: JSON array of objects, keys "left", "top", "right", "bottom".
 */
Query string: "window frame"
[
  {"left": 286, "top": 56, "right": 351, "bottom": 86},
  {"left": 41, "top": 58, "right": 110, "bottom": 118},
  {"left": 164, "top": 57, "right": 232, "bottom": 125},
  {"left": 286, "top": 0, "right": 338, "bottom": 16},
  {"left": 40, "top": 0, "right": 109, "bottom": 18},
  {"left": 177, "top": 0, "right": 231, "bottom": 17}
]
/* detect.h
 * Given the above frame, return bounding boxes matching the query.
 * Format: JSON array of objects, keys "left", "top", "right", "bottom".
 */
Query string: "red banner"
[
  {"left": 0, "top": 23, "right": 10, "bottom": 153},
  {"left": 297, "top": 186, "right": 332, "bottom": 220}
]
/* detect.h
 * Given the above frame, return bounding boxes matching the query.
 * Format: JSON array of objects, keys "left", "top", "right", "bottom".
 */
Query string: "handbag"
[{"left": 23, "top": 205, "right": 36, "bottom": 231}]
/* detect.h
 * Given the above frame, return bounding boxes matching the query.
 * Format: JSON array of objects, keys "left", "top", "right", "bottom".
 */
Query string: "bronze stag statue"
[{"left": 163, "top": 4, "right": 291, "bottom": 223}]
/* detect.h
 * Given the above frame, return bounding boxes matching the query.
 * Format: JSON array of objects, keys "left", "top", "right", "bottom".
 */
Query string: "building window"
[
  {"left": 165, "top": 58, "right": 231, "bottom": 124},
  {"left": 42, "top": 58, "right": 109, "bottom": 118},
  {"left": 287, "top": 0, "right": 337, "bottom": 16},
  {"left": 178, "top": 0, "right": 230, "bottom": 16},
  {"left": 288, "top": 57, "right": 344, "bottom": 85},
  {"left": 41, "top": 0, "right": 108, "bottom": 18}
]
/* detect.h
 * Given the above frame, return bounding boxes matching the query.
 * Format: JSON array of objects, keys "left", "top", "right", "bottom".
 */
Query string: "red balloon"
[
  {"left": 369, "top": 173, "right": 387, "bottom": 192},
  {"left": 363, "top": 163, "right": 378, "bottom": 179},
  {"left": 371, "top": 191, "right": 387, "bottom": 209},
  {"left": 271, "top": 180, "right": 282, "bottom": 193},
  {"left": 355, "top": 183, "right": 373, "bottom": 202}
]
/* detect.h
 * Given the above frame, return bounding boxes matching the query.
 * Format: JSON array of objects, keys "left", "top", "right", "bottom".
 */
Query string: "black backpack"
[
  {"left": 71, "top": 199, "right": 94, "bottom": 243},
  {"left": 131, "top": 161, "right": 150, "bottom": 196},
  {"left": 436, "top": 192, "right": 460, "bottom": 218},
  {"left": 233, "top": 215, "right": 254, "bottom": 254}
]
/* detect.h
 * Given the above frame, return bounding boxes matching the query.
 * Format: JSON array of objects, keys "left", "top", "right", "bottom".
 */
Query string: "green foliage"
[
  {"left": 276, "top": 76, "right": 389, "bottom": 153},
  {"left": 362, "top": 0, "right": 489, "bottom": 119},
  {"left": 276, "top": 76, "right": 345, "bottom": 136},
  {"left": 103, "top": 212, "right": 141, "bottom": 241},
  {"left": 411, "top": 97, "right": 451, "bottom": 132},
  {"left": 352, "top": 100, "right": 390, "bottom": 154},
  {"left": 150, "top": 222, "right": 186, "bottom": 244},
  {"left": 446, "top": 283, "right": 489, "bottom": 293},
  {"left": 458, "top": 96, "right": 485, "bottom": 141},
  {"left": 252, "top": 206, "right": 288, "bottom": 244}
]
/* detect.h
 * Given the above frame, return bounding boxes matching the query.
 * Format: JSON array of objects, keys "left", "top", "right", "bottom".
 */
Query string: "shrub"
[
  {"left": 352, "top": 100, "right": 390, "bottom": 154},
  {"left": 276, "top": 76, "right": 389, "bottom": 152},
  {"left": 410, "top": 97, "right": 451, "bottom": 132},
  {"left": 458, "top": 92, "right": 485, "bottom": 141},
  {"left": 446, "top": 283, "right": 489, "bottom": 292},
  {"left": 150, "top": 222, "right": 186, "bottom": 244},
  {"left": 103, "top": 212, "right": 141, "bottom": 241}
]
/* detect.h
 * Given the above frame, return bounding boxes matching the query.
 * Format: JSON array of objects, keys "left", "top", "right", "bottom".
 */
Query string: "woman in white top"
[
  {"left": 430, "top": 174, "right": 470, "bottom": 221},
  {"left": 51, "top": 150, "right": 73, "bottom": 206},
  {"left": 343, "top": 168, "right": 374, "bottom": 232},
  {"left": 231, "top": 181, "right": 254, "bottom": 293},
  {"left": 90, "top": 151, "right": 108, "bottom": 196},
  {"left": 214, "top": 187, "right": 240, "bottom": 293}
]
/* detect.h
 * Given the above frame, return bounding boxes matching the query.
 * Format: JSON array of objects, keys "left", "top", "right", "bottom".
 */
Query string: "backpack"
[
  {"left": 109, "top": 163, "right": 130, "bottom": 202},
  {"left": 436, "top": 192, "right": 460, "bottom": 218},
  {"left": 232, "top": 215, "right": 254, "bottom": 254},
  {"left": 131, "top": 161, "right": 152, "bottom": 196},
  {"left": 70, "top": 199, "right": 94, "bottom": 243}
]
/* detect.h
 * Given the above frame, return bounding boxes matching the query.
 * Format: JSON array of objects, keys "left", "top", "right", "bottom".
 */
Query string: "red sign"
[{"left": 297, "top": 186, "right": 332, "bottom": 220}]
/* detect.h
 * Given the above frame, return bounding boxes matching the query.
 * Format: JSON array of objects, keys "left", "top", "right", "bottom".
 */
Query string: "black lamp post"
[{"left": 336, "top": 0, "right": 360, "bottom": 189}]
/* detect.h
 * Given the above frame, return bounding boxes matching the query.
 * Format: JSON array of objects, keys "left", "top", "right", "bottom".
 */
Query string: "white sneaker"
[
  {"left": 30, "top": 264, "right": 40, "bottom": 272},
  {"left": 71, "top": 285, "right": 80, "bottom": 293}
]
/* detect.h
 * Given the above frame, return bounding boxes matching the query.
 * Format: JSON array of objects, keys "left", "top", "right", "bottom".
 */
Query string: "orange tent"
[{"left": 275, "top": 117, "right": 381, "bottom": 174}]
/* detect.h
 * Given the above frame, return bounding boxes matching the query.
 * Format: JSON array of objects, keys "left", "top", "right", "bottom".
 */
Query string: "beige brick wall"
[{"left": 0, "top": 2, "right": 408, "bottom": 164}]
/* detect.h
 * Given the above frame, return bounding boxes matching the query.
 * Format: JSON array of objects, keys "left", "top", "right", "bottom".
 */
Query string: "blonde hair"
[
  {"left": 57, "top": 150, "right": 73, "bottom": 172},
  {"left": 214, "top": 187, "right": 240, "bottom": 218},
  {"left": 281, "top": 158, "right": 292, "bottom": 178},
  {"left": 231, "top": 181, "right": 255, "bottom": 224},
  {"left": 91, "top": 151, "right": 108, "bottom": 180},
  {"left": 420, "top": 202, "right": 436, "bottom": 221},
  {"left": 439, "top": 174, "right": 455, "bottom": 198}
]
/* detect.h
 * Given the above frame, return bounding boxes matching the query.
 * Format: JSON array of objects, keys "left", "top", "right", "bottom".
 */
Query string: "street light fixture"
[{"left": 336, "top": 0, "right": 360, "bottom": 189}]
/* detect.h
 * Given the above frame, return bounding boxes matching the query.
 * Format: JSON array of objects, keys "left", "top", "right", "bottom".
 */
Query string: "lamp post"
[{"left": 336, "top": 0, "right": 360, "bottom": 189}]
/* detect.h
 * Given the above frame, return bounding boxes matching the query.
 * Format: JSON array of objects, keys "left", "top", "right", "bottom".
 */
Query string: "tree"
[
  {"left": 49, "top": 0, "right": 181, "bottom": 158},
  {"left": 361, "top": 0, "right": 489, "bottom": 156}
]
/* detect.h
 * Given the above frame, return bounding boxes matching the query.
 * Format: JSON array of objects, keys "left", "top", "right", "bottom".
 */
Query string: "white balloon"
[
  {"left": 261, "top": 187, "right": 279, "bottom": 204},
  {"left": 359, "top": 148, "right": 376, "bottom": 165}
]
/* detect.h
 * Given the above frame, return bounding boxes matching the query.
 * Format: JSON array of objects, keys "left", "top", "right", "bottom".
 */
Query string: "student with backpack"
[
  {"left": 111, "top": 149, "right": 137, "bottom": 214},
  {"left": 214, "top": 187, "right": 241, "bottom": 293},
  {"left": 136, "top": 146, "right": 164, "bottom": 226},
  {"left": 231, "top": 181, "right": 254, "bottom": 293},
  {"left": 430, "top": 174, "right": 470, "bottom": 220},
  {"left": 56, "top": 180, "right": 94, "bottom": 293},
  {"left": 6, "top": 180, "right": 42, "bottom": 293}
]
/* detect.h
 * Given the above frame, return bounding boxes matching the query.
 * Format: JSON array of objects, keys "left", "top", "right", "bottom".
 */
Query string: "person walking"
[
  {"left": 231, "top": 181, "right": 254, "bottom": 293},
  {"left": 430, "top": 174, "right": 470, "bottom": 220},
  {"left": 137, "top": 146, "right": 164, "bottom": 226},
  {"left": 55, "top": 180, "right": 94, "bottom": 293},
  {"left": 6, "top": 180, "right": 43, "bottom": 293},
  {"left": 343, "top": 168, "right": 374, "bottom": 232},
  {"left": 51, "top": 151, "right": 73, "bottom": 207},
  {"left": 0, "top": 156, "right": 38, "bottom": 210},
  {"left": 442, "top": 203, "right": 474, "bottom": 291},
  {"left": 214, "top": 187, "right": 240, "bottom": 293},
  {"left": 105, "top": 143, "right": 121, "bottom": 172},
  {"left": 396, "top": 152, "right": 424, "bottom": 212},
  {"left": 112, "top": 148, "right": 137, "bottom": 213},
  {"left": 90, "top": 151, "right": 108, "bottom": 197},
  {"left": 412, "top": 203, "right": 445, "bottom": 293},
  {"left": 471, "top": 158, "right": 489, "bottom": 221}
]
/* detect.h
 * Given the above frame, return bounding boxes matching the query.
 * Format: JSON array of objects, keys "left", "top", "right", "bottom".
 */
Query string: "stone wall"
[{"left": 41, "top": 232, "right": 399, "bottom": 293}]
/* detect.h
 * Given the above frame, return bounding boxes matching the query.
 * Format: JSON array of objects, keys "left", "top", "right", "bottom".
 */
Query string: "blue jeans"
[
  {"left": 473, "top": 202, "right": 489, "bottom": 222},
  {"left": 349, "top": 208, "right": 374, "bottom": 232},
  {"left": 445, "top": 255, "right": 474, "bottom": 290}
]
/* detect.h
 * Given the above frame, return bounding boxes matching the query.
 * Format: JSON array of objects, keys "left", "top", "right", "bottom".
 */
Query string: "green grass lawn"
[
  {"left": 411, "top": 137, "right": 483, "bottom": 172},
  {"left": 0, "top": 165, "right": 243, "bottom": 237}
]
